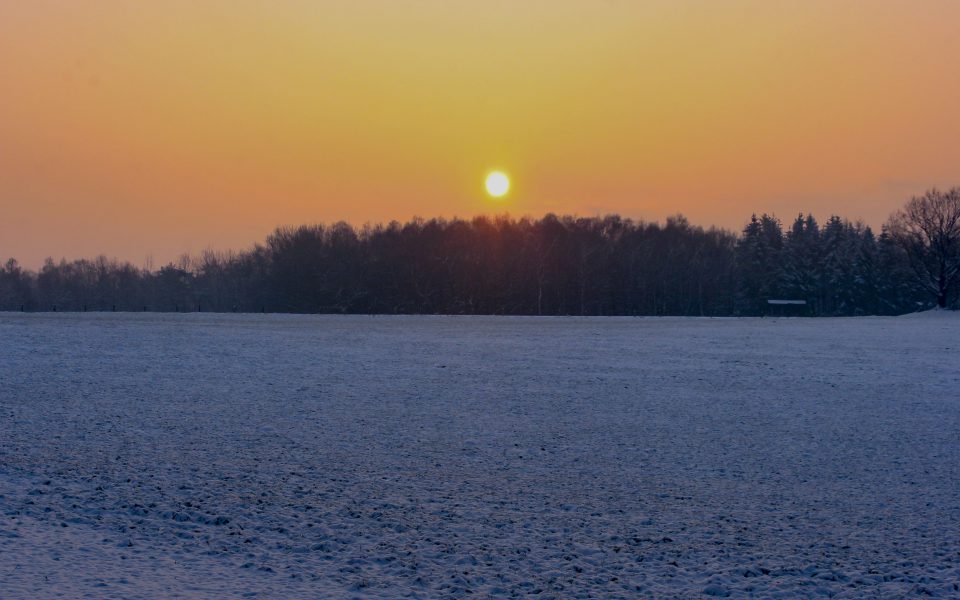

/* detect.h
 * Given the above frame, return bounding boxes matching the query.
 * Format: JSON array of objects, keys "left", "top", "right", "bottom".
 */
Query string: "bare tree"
[{"left": 887, "top": 188, "right": 960, "bottom": 308}]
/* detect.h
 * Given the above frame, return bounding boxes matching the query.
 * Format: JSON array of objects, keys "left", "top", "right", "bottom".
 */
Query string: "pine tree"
[{"left": 735, "top": 214, "right": 784, "bottom": 314}]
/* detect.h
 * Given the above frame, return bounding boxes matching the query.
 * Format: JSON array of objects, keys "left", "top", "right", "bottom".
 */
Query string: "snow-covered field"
[{"left": 1, "top": 313, "right": 958, "bottom": 599}]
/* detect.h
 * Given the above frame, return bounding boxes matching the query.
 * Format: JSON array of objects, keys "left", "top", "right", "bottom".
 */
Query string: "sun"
[{"left": 485, "top": 171, "right": 510, "bottom": 198}]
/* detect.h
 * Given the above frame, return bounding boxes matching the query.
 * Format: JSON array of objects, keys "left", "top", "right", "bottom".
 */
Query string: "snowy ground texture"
[{"left": 1, "top": 313, "right": 959, "bottom": 599}]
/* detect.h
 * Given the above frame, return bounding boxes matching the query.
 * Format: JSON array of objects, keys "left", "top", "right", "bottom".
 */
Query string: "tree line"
[{"left": 2, "top": 189, "right": 957, "bottom": 315}]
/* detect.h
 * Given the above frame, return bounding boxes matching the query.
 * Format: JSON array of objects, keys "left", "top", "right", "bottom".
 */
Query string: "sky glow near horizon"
[{"left": 2, "top": 1, "right": 960, "bottom": 268}]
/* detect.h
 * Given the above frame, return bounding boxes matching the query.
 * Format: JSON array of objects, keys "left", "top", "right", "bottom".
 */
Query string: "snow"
[{"left": 1, "top": 312, "right": 959, "bottom": 598}]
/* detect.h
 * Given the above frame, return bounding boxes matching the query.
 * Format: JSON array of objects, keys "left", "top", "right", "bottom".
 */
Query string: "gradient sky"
[{"left": 2, "top": 1, "right": 959, "bottom": 268}]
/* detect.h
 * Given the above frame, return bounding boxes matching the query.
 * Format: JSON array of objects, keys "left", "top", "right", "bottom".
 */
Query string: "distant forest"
[{"left": 3, "top": 190, "right": 959, "bottom": 316}]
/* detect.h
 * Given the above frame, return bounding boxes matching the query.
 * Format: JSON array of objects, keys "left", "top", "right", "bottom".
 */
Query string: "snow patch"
[{"left": 1, "top": 313, "right": 959, "bottom": 597}]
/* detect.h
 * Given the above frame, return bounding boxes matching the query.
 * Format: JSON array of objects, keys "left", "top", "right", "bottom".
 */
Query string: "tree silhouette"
[
  {"left": 886, "top": 188, "right": 960, "bottom": 308},
  {"left": 1, "top": 199, "right": 954, "bottom": 315}
]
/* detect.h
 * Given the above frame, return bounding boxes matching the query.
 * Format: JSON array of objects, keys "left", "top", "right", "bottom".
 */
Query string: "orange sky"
[{"left": 2, "top": 1, "right": 959, "bottom": 268}]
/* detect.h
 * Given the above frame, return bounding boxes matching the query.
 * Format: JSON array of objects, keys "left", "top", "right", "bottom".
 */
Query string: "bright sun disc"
[{"left": 485, "top": 171, "right": 510, "bottom": 198}]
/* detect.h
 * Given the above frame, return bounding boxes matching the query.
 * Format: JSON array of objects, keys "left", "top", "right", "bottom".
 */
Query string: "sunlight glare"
[{"left": 485, "top": 171, "right": 510, "bottom": 198}]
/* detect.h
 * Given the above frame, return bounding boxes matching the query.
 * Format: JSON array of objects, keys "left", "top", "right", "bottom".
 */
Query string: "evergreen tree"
[
  {"left": 781, "top": 214, "right": 820, "bottom": 311},
  {"left": 735, "top": 214, "right": 784, "bottom": 314}
]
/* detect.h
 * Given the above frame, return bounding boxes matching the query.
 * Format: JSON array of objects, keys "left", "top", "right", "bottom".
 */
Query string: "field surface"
[{"left": 1, "top": 313, "right": 958, "bottom": 598}]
